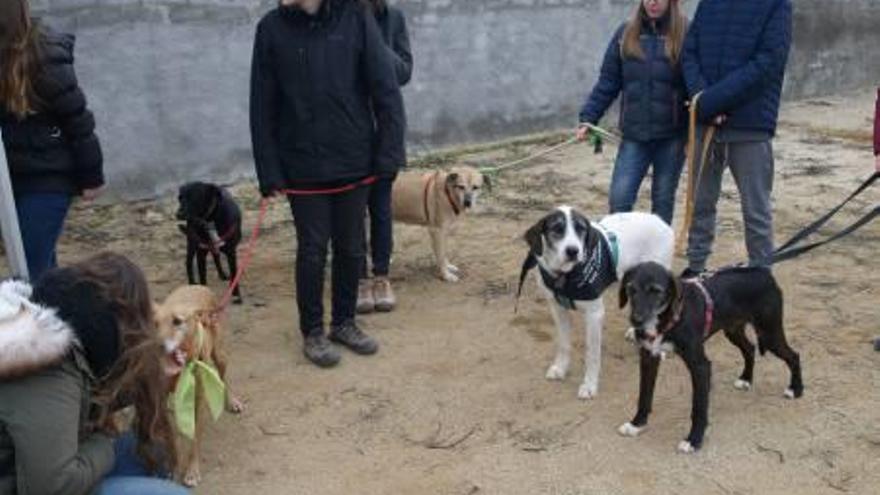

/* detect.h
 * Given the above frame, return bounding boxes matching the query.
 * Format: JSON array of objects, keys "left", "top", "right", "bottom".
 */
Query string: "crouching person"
[
  {"left": 0, "top": 253, "right": 187, "bottom": 495},
  {"left": 250, "top": 0, "right": 406, "bottom": 367}
]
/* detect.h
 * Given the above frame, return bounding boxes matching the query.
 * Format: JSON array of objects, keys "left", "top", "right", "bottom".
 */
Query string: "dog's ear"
[
  {"left": 618, "top": 269, "right": 633, "bottom": 309},
  {"left": 524, "top": 217, "right": 546, "bottom": 256},
  {"left": 666, "top": 269, "right": 682, "bottom": 309},
  {"left": 446, "top": 172, "right": 460, "bottom": 186}
]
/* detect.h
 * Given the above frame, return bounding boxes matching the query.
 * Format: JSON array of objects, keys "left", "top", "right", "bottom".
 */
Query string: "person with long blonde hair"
[
  {"left": 0, "top": 0, "right": 104, "bottom": 281},
  {"left": 577, "top": 0, "right": 689, "bottom": 225},
  {"left": 0, "top": 253, "right": 187, "bottom": 494}
]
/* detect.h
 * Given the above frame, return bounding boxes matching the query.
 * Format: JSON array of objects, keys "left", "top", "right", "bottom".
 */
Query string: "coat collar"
[{"left": 0, "top": 280, "right": 76, "bottom": 380}]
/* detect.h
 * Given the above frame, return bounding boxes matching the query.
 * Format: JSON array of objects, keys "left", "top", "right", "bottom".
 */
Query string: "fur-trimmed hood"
[{"left": 0, "top": 280, "right": 75, "bottom": 380}]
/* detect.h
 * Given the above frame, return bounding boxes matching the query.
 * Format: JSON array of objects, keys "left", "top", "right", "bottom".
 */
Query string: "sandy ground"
[{"left": 6, "top": 88, "right": 879, "bottom": 494}]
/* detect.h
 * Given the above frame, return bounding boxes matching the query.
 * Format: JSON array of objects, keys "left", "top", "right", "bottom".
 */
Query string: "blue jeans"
[
  {"left": 93, "top": 433, "right": 189, "bottom": 495},
  {"left": 14, "top": 193, "right": 71, "bottom": 280},
  {"left": 361, "top": 177, "right": 394, "bottom": 278},
  {"left": 608, "top": 138, "right": 685, "bottom": 225}
]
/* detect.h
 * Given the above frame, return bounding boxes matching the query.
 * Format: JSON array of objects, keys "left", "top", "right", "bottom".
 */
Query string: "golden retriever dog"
[{"left": 154, "top": 285, "right": 244, "bottom": 487}]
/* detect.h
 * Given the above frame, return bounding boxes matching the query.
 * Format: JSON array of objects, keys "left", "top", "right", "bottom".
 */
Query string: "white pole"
[{"left": 0, "top": 129, "right": 29, "bottom": 280}]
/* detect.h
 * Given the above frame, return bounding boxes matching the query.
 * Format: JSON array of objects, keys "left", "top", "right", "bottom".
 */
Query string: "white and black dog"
[
  {"left": 518, "top": 207, "right": 674, "bottom": 399},
  {"left": 617, "top": 262, "right": 803, "bottom": 453}
]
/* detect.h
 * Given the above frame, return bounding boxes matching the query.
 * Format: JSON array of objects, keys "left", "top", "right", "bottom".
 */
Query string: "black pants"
[
  {"left": 289, "top": 186, "right": 369, "bottom": 337},
  {"left": 361, "top": 177, "right": 394, "bottom": 278}
]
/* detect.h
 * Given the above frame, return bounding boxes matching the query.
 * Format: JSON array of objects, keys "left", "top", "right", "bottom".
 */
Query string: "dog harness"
[
  {"left": 516, "top": 225, "right": 619, "bottom": 311},
  {"left": 423, "top": 171, "right": 461, "bottom": 223},
  {"left": 659, "top": 277, "right": 715, "bottom": 339},
  {"left": 190, "top": 223, "right": 238, "bottom": 255}
]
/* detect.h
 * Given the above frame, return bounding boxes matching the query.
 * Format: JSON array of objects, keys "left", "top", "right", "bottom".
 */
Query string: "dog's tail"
[{"left": 514, "top": 253, "right": 539, "bottom": 314}]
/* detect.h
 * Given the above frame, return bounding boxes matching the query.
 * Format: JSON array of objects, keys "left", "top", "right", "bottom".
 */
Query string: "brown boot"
[
  {"left": 373, "top": 276, "right": 396, "bottom": 312},
  {"left": 356, "top": 278, "right": 375, "bottom": 314}
]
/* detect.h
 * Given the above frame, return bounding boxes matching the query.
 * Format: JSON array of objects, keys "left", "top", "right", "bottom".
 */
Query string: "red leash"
[{"left": 215, "top": 176, "right": 377, "bottom": 314}]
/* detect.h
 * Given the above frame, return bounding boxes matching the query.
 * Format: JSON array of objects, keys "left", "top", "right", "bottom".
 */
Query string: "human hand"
[
  {"left": 713, "top": 114, "right": 728, "bottom": 126},
  {"left": 81, "top": 186, "right": 104, "bottom": 201}
]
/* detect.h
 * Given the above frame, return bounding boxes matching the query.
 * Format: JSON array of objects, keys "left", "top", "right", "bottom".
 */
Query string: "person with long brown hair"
[
  {"left": 0, "top": 0, "right": 104, "bottom": 281},
  {"left": 577, "top": 0, "right": 688, "bottom": 225},
  {"left": 0, "top": 253, "right": 188, "bottom": 494}
]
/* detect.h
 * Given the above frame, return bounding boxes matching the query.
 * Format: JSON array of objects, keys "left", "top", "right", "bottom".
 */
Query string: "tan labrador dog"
[
  {"left": 154, "top": 285, "right": 244, "bottom": 487},
  {"left": 392, "top": 166, "right": 489, "bottom": 282}
]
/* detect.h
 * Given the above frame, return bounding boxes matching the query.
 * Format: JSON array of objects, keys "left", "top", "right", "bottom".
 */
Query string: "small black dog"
[
  {"left": 176, "top": 182, "right": 243, "bottom": 304},
  {"left": 617, "top": 262, "right": 803, "bottom": 453}
]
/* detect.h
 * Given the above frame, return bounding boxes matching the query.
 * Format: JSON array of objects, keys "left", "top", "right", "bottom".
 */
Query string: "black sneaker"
[
  {"left": 329, "top": 321, "right": 379, "bottom": 355},
  {"left": 303, "top": 334, "right": 341, "bottom": 368},
  {"left": 680, "top": 267, "right": 705, "bottom": 280}
]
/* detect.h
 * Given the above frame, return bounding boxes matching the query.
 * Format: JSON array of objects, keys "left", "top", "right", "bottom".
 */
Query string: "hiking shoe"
[
  {"left": 356, "top": 278, "right": 375, "bottom": 314},
  {"left": 329, "top": 321, "right": 379, "bottom": 355},
  {"left": 303, "top": 334, "right": 341, "bottom": 368},
  {"left": 373, "top": 276, "right": 396, "bottom": 312}
]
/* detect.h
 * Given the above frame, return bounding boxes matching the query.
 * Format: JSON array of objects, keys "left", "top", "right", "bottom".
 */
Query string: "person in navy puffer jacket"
[
  {"left": 680, "top": 0, "right": 793, "bottom": 277},
  {"left": 578, "top": 0, "right": 689, "bottom": 225}
]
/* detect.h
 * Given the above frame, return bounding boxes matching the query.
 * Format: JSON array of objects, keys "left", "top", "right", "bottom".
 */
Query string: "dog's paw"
[
  {"left": 734, "top": 379, "right": 752, "bottom": 391},
  {"left": 441, "top": 270, "right": 460, "bottom": 283},
  {"left": 545, "top": 363, "right": 568, "bottom": 381},
  {"left": 446, "top": 263, "right": 460, "bottom": 274},
  {"left": 577, "top": 382, "right": 598, "bottom": 400},
  {"left": 677, "top": 440, "right": 697, "bottom": 454},
  {"left": 183, "top": 467, "right": 202, "bottom": 487},
  {"left": 624, "top": 327, "right": 636, "bottom": 343},
  {"left": 617, "top": 422, "right": 644, "bottom": 437},
  {"left": 783, "top": 388, "right": 802, "bottom": 400},
  {"left": 227, "top": 395, "right": 246, "bottom": 414}
]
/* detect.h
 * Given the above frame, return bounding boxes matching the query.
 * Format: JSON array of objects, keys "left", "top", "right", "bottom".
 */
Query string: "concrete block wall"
[{"left": 30, "top": 0, "right": 880, "bottom": 198}]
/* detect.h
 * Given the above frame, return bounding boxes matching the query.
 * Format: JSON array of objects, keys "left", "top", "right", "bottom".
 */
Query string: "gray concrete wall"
[{"left": 32, "top": 0, "right": 880, "bottom": 199}]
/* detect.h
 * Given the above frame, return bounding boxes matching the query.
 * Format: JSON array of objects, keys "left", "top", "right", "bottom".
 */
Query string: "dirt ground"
[{"left": 11, "top": 88, "right": 880, "bottom": 494}]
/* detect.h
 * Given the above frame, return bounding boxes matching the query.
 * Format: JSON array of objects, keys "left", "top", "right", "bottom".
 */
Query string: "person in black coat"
[
  {"left": 250, "top": 0, "right": 406, "bottom": 368},
  {"left": 357, "top": 0, "right": 412, "bottom": 315},
  {"left": 577, "top": 0, "right": 688, "bottom": 225},
  {"left": 0, "top": 0, "right": 104, "bottom": 280}
]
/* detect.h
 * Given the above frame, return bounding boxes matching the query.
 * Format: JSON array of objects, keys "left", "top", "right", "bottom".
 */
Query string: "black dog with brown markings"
[{"left": 617, "top": 262, "right": 803, "bottom": 453}]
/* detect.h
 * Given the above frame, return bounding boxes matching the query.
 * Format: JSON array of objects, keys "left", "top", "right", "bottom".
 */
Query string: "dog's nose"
[{"left": 565, "top": 246, "right": 580, "bottom": 261}]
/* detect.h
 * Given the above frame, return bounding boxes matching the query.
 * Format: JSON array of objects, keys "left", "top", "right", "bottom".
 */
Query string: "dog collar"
[
  {"left": 593, "top": 224, "right": 620, "bottom": 269},
  {"left": 423, "top": 172, "right": 462, "bottom": 223}
]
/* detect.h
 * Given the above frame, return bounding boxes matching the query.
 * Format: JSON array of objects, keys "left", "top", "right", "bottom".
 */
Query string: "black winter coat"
[
  {"left": 0, "top": 26, "right": 104, "bottom": 196},
  {"left": 579, "top": 16, "right": 687, "bottom": 142},
  {"left": 249, "top": 0, "right": 406, "bottom": 194},
  {"left": 375, "top": 5, "right": 412, "bottom": 87}
]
